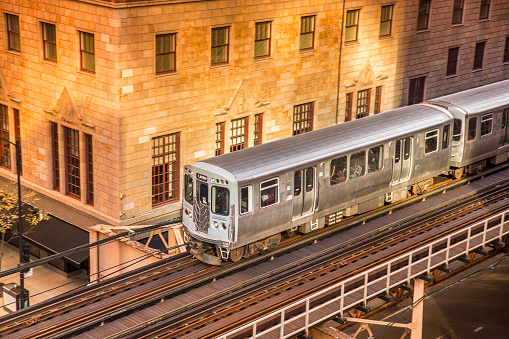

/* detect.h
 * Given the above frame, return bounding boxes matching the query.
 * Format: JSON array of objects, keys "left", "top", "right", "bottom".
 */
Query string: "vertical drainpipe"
[{"left": 335, "top": 0, "right": 347, "bottom": 124}]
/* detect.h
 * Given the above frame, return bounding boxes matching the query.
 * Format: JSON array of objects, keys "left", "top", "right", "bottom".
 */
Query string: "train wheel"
[
  {"left": 229, "top": 247, "right": 245, "bottom": 262},
  {"left": 452, "top": 167, "right": 464, "bottom": 179}
]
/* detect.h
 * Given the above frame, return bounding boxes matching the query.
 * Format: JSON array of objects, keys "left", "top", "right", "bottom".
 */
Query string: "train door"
[
  {"left": 292, "top": 167, "right": 316, "bottom": 219},
  {"left": 499, "top": 108, "right": 509, "bottom": 147},
  {"left": 392, "top": 137, "right": 412, "bottom": 183},
  {"left": 193, "top": 180, "right": 210, "bottom": 234}
]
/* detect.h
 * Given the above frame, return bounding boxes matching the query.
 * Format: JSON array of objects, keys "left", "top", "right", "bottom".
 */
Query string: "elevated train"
[{"left": 182, "top": 79, "right": 509, "bottom": 265}]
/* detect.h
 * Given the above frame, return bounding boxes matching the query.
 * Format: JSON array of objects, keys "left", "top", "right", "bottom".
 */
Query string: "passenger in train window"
[
  {"left": 468, "top": 117, "right": 477, "bottom": 140},
  {"left": 368, "top": 146, "right": 383, "bottom": 172},
  {"left": 350, "top": 151, "right": 365, "bottom": 178},
  {"left": 425, "top": 131, "right": 438, "bottom": 154},
  {"left": 330, "top": 156, "right": 347, "bottom": 185}
]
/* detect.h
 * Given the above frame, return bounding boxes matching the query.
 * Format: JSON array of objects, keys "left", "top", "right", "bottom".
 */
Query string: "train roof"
[
  {"left": 428, "top": 79, "right": 509, "bottom": 114},
  {"left": 198, "top": 104, "right": 451, "bottom": 181}
]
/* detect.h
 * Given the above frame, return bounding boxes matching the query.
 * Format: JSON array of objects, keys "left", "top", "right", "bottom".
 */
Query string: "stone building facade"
[{"left": 0, "top": 0, "right": 508, "bottom": 230}]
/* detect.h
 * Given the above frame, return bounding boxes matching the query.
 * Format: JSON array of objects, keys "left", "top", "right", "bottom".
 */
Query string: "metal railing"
[{"left": 218, "top": 208, "right": 509, "bottom": 338}]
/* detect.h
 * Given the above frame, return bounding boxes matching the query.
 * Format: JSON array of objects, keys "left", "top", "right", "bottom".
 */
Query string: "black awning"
[{"left": 24, "top": 215, "right": 89, "bottom": 265}]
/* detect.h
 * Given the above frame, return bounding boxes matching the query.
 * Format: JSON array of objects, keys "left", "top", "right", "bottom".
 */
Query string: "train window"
[
  {"left": 211, "top": 186, "right": 229, "bottom": 216},
  {"left": 260, "top": 178, "right": 279, "bottom": 208},
  {"left": 294, "top": 171, "right": 302, "bottom": 196},
  {"left": 453, "top": 119, "right": 462, "bottom": 141},
  {"left": 368, "top": 145, "right": 383, "bottom": 172},
  {"left": 481, "top": 113, "right": 493, "bottom": 136},
  {"left": 305, "top": 168, "right": 314, "bottom": 192},
  {"left": 330, "top": 156, "right": 347, "bottom": 185},
  {"left": 240, "top": 186, "right": 253, "bottom": 214},
  {"left": 199, "top": 183, "right": 208, "bottom": 204},
  {"left": 442, "top": 125, "right": 450, "bottom": 149},
  {"left": 395, "top": 141, "right": 401, "bottom": 163},
  {"left": 350, "top": 151, "right": 365, "bottom": 179},
  {"left": 184, "top": 174, "right": 193, "bottom": 203},
  {"left": 502, "top": 109, "right": 508, "bottom": 129},
  {"left": 403, "top": 138, "right": 411, "bottom": 160},
  {"left": 467, "top": 117, "right": 477, "bottom": 140},
  {"left": 424, "top": 130, "right": 438, "bottom": 154}
]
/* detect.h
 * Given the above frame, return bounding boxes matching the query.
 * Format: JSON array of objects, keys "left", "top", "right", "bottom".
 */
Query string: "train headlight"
[
  {"left": 213, "top": 221, "right": 219, "bottom": 228},
  {"left": 188, "top": 211, "right": 192, "bottom": 218}
]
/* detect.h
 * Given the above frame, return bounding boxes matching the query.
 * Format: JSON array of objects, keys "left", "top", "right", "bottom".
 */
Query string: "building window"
[
  {"left": 85, "top": 133, "right": 93, "bottom": 205},
  {"left": 254, "top": 113, "right": 263, "bottom": 146},
  {"left": 473, "top": 41, "right": 486, "bottom": 70},
  {"left": 65, "top": 127, "right": 80, "bottom": 198},
  {"left": 380, "top": 5, "right": 393, "bottom": 37},
  {"left": 345, "top": 93, "right": 353, "bottom": 122},
  {"left": 446, "top": 47, "right": 459, "bottom": 76},
  {"left": 504, "top": 37, "right": 509, "bottom": 64},
  {"left": 374, "top": 86, "right": 382, "bottom": 114},
  {"left": 452, "top": 0, "right": 464, "bottom": 25},
  {"left": 0, "top": 105, "right": 10, "bottom": 169},
  {"left": 345, "top": 10, "right": 359, "bottom": 42},
  {"left": 300, "top": 16, "right": 315, "bottom": 50},
  {"left": 6, "top": 14, "right": 20, "bottom": 51},
  {"left": 79, "top": 31, "right": 95, "bottom": 72},
  {"left": 13, "top": 109, "right": 21, "bottom": 175},
  {"left": 152, "top": 133, "right": 179, "bottom": 206},
  {"left": 293, "top": 102, "right": 313, "bottom": 135},
  {"left": 42, "top": 22, "right": 57, "bottom": 61},
  {"left": 408, "top": 76, "right": 426, "bottom": 105},
  {"left": 230, "top": 117, "right": 248, "bottom": 152},
  {"left": 215, "top": 122, "right": 225, "bottom": 156},
  {"left": 417, "top": 0, "right": 431, "bottom": 31},
  {"left": 156, "top": 33, "right": 176, "bottom": 74},
  {"left": 51, "top": 122, "right": 60, "bottom": 190},
  {"left": 255, "top": 22, "right": 271, "bottom": 57},
  {"left": 356, "top": 89, "right": 371, "bottom": 119},
  {"left": 211, "top": 27, "right": 229, "bottom": 65},
  {"left": 479, "top": 0, "right": 490, "bottom": 20}
]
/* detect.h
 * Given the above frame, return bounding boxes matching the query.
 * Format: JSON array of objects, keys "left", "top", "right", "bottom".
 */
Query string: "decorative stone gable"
[
  {"left": 53, "top": 85, "right": 82, "bottom": 126},
  {"left": 0, "top": 69, "right": 12, "bottom": 103},
  {"left": 223, "top": 80, "right": 256, "bottom": 117},
  {"left": 353, "top": 57, "right": 387, "bottom": 89}
]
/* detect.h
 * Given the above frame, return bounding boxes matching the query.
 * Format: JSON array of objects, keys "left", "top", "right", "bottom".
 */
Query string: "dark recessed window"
[
  {"left": 65, "top": 127, "right": 80, "bottom": 198},
  {"left": 356, "top": 89, "right": 371, "bottom": 119},
  {"left": 380, "top": 5, "right": 393, "bottom": 37},
  {"left": 152, "top": 133, "right": 180, "bottom": 205},
  {"left": 85, "top": 133, "right": 93, "bottom": 205},
  {"left": 503, "top": 37, "right": 509, "bottom": 64},
  {"left": 374, "top": 86, "right": 382, "bottom": 114},
  {"left": 408, "top": 76, "right": 426, "bottom": 105},
  {"left": 345, "top": 10, "right": 359, "bottom": 42},
  {"left": 211, "top": 27, "right": 229, "bottom": 65},
  {"left": 255, "top": 22, "right": 271, "bottom": 57},
  {"left": 51, "top": 122, "right": 60, "bottom": 190},
  {"left": 452, "top": 0, "right": 464, "bottom": 25},
  {"left": 79, "top": 31, "right": 95, "bottom": 72},
  {"left": 253, "top": 113, "right": 263, "bottom": 146},
  {"left": 300, "top": 16, "right": 315, "bottom": 50},
  {"left": 42, "top": 22, "right": 57, "bottom": 61},
  {"left": 6, "top": 14, "right": 20, "bottom": 51},
  {"left": 0, "top": 105, "right": 10, "bottom": 169},
  {"left": 417, "top": 0, "right": 431, "bottom": 31},
  {"left": 479, "top": 0, "right": 490, "bottom": 20},
  {"left": 473, "top": 41, "right": 486, "bottom": 70},
  {"left": 446, "top": 47, "right": 459, "bottom": 76},
  {"left": 293, "top": 102, "right": 314, "bottom": 135},
  {"left": 215, "top": 122, "right": 225, "bottom": 156},
  {"left": 345, "top": 93, "right": 353, "bottom": 122},
  {"left": 230, "top": 117, "right": 248, "bottom": 152},
  {"left": 156, "top": 33, "right": 176, "bottom": 74}
]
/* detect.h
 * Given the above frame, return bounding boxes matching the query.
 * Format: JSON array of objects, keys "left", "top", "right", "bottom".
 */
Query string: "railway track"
[{"left": 1, "top": 166, "right": 508, "bottom": 338}]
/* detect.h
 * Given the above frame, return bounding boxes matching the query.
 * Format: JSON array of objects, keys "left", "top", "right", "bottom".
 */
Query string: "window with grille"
[
  {"left": 79, "top": 31, "right": 95, "bottom": 72},
  {"left": 215, "top": 122, "right": 225, "bottom": 156},
  {"left": 345, "top": 93, "right": 353, "bottom": 122},
  {"left": 6, "top": 14, "right": 20, "bottom": 51},
  {"left": 293, "top": 102, "right": 313, "bottom": 135},
  {"left": 504, "top": 37, "right": 509, "bottom": 64},
  {"left": 452, "top": 0, "right": 464, "bottom": 25},
  {"left": 13, "top": 109, "right": 21, "bottom": 175},
  {"left": 446, "top": 47, "right": 459, "bottom": 76},
  {"left": 0, "top": 105, "right": 10, "bottom": 169},
  {"left": 230, "top": 117, "right": 248, "bottom": 152},
  {"left": 156, "top": 33, "right": 176, "bottom": 74},
  {"left": 42, "top": 22, "right": 57, "bottom": 61},
  {"left": 345, "top": 10, "right": 359, "bottom": 42},
  {"left": 211, "top": 27, "right": 229, "bottom": 64},
  {"left": 479, "top": 0, "right": 490, "bottom": 20},
  {"left": 356, "top": 89, "right": 371, "bottom": 119},
  {"left": 473, "top": 41, "right": 486, "bottom": 70},
  {"left": 380, "top": 5, "right": 393, "bottom": 37},
  {"left": 300, "top": 16, "right": 315, "bottom": 50},
  {"left": 65, "top": 127, "right": 80, "bottom": 198},
  {"left": 85, "top": 133, "right": 93, "bottom": 205},
  {"left": 255, "top": 22, "right": 271, "bottom": 57},
  {"left": 152, "top": 133, "right": 179, "bottom": 206},
  {"left": 51, "top": 122, "right": 60, "bottom": 190},
  {"left": 417, "top": 0, "right": 431, "bottom": 30},
  {"left": 408, "top": 76, "right": 426, "bottom": 105},
  {"left": 374, "top": 86, "right": 382, "bottom": 114},
  {"left": 254, "top": 113, "right": 263, "bottom": 146}
]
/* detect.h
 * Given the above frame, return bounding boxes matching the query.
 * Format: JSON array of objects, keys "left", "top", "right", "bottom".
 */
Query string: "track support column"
[{"left": 410, "top": 278, "right": 425, "bottom": 339}]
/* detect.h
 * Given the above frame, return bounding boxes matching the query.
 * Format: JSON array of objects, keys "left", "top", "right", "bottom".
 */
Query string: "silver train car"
[{"left": 182, "top": 79, "right": 509, "bottom": 265}]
